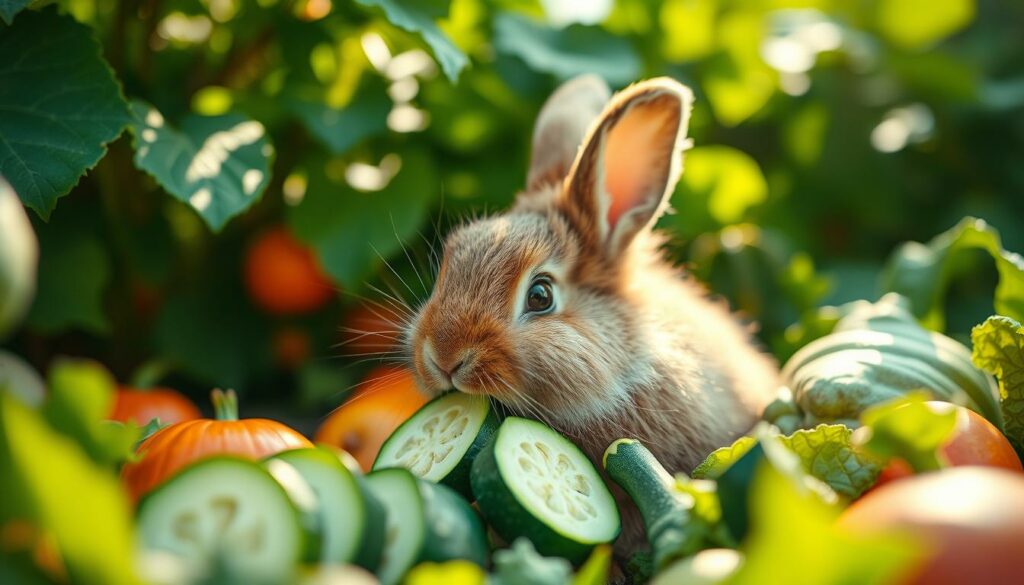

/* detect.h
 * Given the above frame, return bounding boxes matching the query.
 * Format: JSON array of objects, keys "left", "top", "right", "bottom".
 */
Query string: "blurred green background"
[{"left": 4, "top": 0, "right": 1024, "bottom": 420}]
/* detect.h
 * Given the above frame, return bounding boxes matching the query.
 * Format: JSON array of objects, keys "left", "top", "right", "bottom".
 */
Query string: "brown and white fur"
[{"left": 404, "top": 76, "right": 779, "bottom": 551}]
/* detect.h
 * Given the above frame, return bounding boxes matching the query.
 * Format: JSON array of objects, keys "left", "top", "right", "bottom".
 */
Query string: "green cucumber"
[
  {"left": 137, "top": 457, "right": 305, "bottom": 583},
  {"left": 269, "top": 447, "right": 386, "bottom": 570},
  {"left": 365, "top": 468, "right": 488, "bottom": 585},
  {"left": 373, "top": 391, "right": 497, "bottom": 496},
  {"left": 603, "top": 439, "right": 717, "bottom": 571},
  {"left": 471, "top": 417, "right": 620, "bottom": 563}
]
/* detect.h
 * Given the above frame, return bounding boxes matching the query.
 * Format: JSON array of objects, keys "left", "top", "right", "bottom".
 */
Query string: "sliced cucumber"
[
  {"left": 268, "top": 447, "right": 386, "bottom": 569},
  {"left": 137, "top": 457, "right": 305, "bottom": 583},
  {"left": 373, "top": 391, "right": 497, "bottom": 496},
  {"left": 365, "top": 468, "right": 488, "bottom": 585},
  {"left": 471, "top": 417, "right": 620, "bottom": 563}
]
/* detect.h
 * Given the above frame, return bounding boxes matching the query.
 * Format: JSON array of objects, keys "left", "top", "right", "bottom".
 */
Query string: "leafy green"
[
  {"left": 355, "top": 0, "right": 468, "bottom": 82},
  {"left": 883, "top": 217, "right": 1024, "bottom": 331},
  {"left": 728, "top": 463, "right": 921, "bottom": 585},
  {"left": 0, "top": 7, "right": 130, "bottom": 218},
  {"left": 493, "top": 13, "right": 641, "bottom": 86},
  {"left": 692, "top": 436, "right": 756, "bottom": 480},
  {"left": 571, "top": 546, "right": 611, "bottom": 585},
  {"left": 855, "top": 393, "right": 958, "bottom": 472},
  {"left": 44, "top": 358, "right": 140, "bottom": 467},
  {"left": 0, "top": 0, "right": 31, "bottom": 24},
  {"left": 129, "top": 101, "right": 273, "bottom": 232},
  {"left": 972, "top": 315, "right": 1024, "bottom": 458},
  {"left": 876, "top": 0, "right": 975, "bottom": 49},
  {"left": 782, "top": 424, "right": 881, "bottom": 498},
  {"left": 287, "top": 149, "right": 437, "bottom": 290},
  {"left": 288, "top": 92, "right": 390, "bottom": 156},
  {"left": 671, "top": 146, "right": 768, "bottom": 231},
  {"left": 0, "top": 179, "right": 37, "bottom": 339},
  {"left": 702, "top": 11, "right": 775, "bottom": 126},
  {"left": 0, "top": 393, "right": 139, "bottom": 585},
  {"left": 491, "top": 538, "right": 572, "bottom": 585}
]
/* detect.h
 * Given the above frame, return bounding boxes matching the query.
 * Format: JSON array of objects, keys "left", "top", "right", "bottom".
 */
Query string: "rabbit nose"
[
  {"left": 434, "top": 357, "right": 466, "bottom": 377},
  {"left": 423, "top": 341, "right": 473, "bottom": 379}
]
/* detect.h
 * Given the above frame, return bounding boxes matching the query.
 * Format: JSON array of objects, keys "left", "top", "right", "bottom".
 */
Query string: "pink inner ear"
[{"left": 604, "top": 101, "right": 677, "bottom": 230}]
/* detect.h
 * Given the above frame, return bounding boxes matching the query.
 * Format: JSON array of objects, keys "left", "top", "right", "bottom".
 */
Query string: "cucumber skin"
[
  {"left": 440, "top": 407, "right": 499, "bottom": 497},
  {"left": 374, "top": 392, "right": 499, "bottom": 499},
  {"left": 351, "top": 469, "right": 387, "bottom": 571},
  {"left": 603, "top": 439, "right": 706, "bottom": 570},
  {"left": 471, "top": 433, "right": 597, "bottom": 565},
  {"left": 418, "top": 480, "right": 489, "bottom": 567}
]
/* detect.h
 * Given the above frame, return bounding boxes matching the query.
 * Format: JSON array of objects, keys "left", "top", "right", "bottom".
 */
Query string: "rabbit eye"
[{"left": 525, "top": 278, "right": 554, "bottom": 314}]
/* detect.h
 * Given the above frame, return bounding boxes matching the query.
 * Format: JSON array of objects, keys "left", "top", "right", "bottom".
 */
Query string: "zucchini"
[
  {"left": 373, "top": 391, "right": 497, "bottom": 496},
  {"left": 269, "top": 447, "right": 386, "bottom": 570},
  {"left": 471, "top": 417, "right": 620, "bottom": 563},
  {"left": 603, "top": 439, "right": 717, "bottom": 571},
  {"left": 137, "top": 457, "right": 305, "bottom": 583},
  {"left": 365, "top": 468, "right": 488, "bottom": 585}
]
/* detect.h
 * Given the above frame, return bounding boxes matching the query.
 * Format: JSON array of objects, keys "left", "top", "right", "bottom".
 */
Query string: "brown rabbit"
[{"left": 404, "top": 75, "right": 779, "bottom": 552}]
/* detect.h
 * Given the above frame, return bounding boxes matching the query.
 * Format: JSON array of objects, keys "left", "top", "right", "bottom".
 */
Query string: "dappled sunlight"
[
  {"left": 184, "top": 121, "right": 266, "bottom": 183},
  {"left": 344, "top": 153, "right": 402, "bottom": 192}
]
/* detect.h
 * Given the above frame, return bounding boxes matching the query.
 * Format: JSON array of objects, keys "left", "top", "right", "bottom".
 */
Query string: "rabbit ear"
[
  {"left": 560, "top": 78, "right": 693, "bottom": 257},
  {"left": 526, "top": 74, "right": 611, "bottom": 192}
]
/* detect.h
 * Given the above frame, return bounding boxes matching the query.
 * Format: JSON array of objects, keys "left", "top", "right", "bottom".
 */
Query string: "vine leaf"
[
  {"left": 128, "top": 101, "right": 273, "bottom": 232},
  {"left": 355, "top": 0, "right": 468, "bottom": 82},
  {"left": 0, "top": 7, "right": 130, "bottom": 218}
]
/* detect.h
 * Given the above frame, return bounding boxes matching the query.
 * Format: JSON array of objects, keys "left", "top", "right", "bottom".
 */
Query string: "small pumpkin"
[
  {"left": 315, "top": 367, "right": 428, "bottom": 471},
  {"left": 122, "top": 389, "right": 312, "bottom": 503},
  {"left": 109, "top": 385, "right": 201, "bottom": 427}
]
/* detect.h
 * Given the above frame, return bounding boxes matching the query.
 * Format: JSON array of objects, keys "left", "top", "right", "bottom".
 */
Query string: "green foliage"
[
  {"left": 883, "top": 217, "right": 1024, "bottom": 331},
  {"left": 856, "top": 393, "right": 959, "bottom": 472},
  {"left": 972, "top": 315, "right": 1024, "bottom": 458},
  {"left": 0, "top": 7, "right": 130, "bottom": 218},
  {"left": 0, "top": 0, "right": 31, "bottom": 24},
  {"left": 355, "top": 0, "right": 468, "bottom": 81}
]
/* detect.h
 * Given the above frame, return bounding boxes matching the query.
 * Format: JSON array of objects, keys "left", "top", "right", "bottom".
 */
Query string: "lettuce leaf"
[
  {"left": 692, "top": 436, "right": 756, "bottom": 480},
  {"left": 856, "top": 393, "right": 958, "bottom": 472},
  {"left": 971, "top": 315, "right": 1024, "bottom": 458}
]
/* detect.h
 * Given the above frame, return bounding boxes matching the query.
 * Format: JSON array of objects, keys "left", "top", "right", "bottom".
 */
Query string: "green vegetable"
[
  {"left": 854, "top": 393, "right": 958, "bottom": 472},
  {"left": 971, "top": 315, "right": 1024, "bottom": 458},
  {"left": 649, "top": 549, "right": 743, "bottom": 585},
  {"left": 137, "top": 457, "right": 306, "bottom": 584},
  {"left": 365, "top": 468, "right": 487, "bottom": 585},
  {"left": 373, "top": 391, "right": 498, "bottom": 497},
  {"left": 268, "top": 447, "right": 386, "bottom": 569},
  {"left": 603, "top": 439, "right": 724, "bottom": 570},
  {"left": 471, "top": 417, "right": 620, "bottom": 564},
  {"left": 491, "top": 538, "right": 572, "bottom": 585},
  {"left": 778, "top": 293, "right": 1002, "bottom": 429}
]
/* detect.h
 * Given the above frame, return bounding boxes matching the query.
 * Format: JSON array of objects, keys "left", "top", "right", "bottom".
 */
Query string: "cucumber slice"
[
  {"left": 137, "top": 457, "right": 304, "bottom": 582},
  {"left": 373, "top": 391, "right": 497, "bottom": 496},
  {"left": 269, "top": 447, "right": 385, "bottom": 568},
  {"left": 471, "top": 417, "right": 620, "bottom": 563},
  {"left": 365, "top": 468, "right": 488, "bottom": 585}
]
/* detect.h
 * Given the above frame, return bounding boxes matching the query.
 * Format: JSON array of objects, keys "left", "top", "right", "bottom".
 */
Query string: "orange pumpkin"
[
  {"left": 122, "top": 389, "right": 312, "bottom": 503},
  {"left": 109, "top": 386, "right": 201, "bottom": 427},
  {"left": 315, "top": 367, "right": 428, "bottom": 471}
]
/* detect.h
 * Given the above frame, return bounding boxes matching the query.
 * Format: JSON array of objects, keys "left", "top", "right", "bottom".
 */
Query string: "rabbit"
[{"left": 402, "top": 75, "right": 780, "bottom": 554}]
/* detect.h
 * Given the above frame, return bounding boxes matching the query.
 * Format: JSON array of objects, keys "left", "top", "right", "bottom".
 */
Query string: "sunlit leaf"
[
  {"left": 355, "top": 0, "right": 469, "bottom": 82},
  {"left": 972, "top": 316, "right": 1024, "bottom": 458},
  {"left": 877, "top": 0, "right": 975, "bottom": 49},
  {"left": 856, "top": 393, "right": 958, "bottom": 472},
  {"left": 672, "top": 145, "right": 768, "bottom": 228},
  {"left": 783, "top": 424, "right": 881, "bottom": 498},
  {"left": 702, "top": 11, "right": 775, "bottom": 126},
  {"left": 494, "top": 12, "right": 641, "bottom": 86},
  {"left": 287, "top": 149, "right": 437, "bottom": 290},
  {"left": 660, "top": 0, "right": 716, "bottom": 62},
  {"left": 0, "top": 393, "right": 139, "bottom": 585},
  {"left": 0, "top": 7, "right": 130, "bottom": 218},
  {"left": 405, "top": 560, "right": 486, "bottom": 585},
  {"left": 128, "top": 101, "right": 273, "bottom": 232},
  {"left": 882, "top": 217, "right": 1024, "bottom": 331}
]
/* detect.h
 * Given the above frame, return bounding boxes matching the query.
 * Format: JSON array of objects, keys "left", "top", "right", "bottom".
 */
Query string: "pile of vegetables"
[{"left": 4, "top": 200, "right": 1024, "bottom": 585}]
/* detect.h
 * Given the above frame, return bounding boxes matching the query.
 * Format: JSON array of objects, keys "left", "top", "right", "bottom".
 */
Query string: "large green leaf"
[
  {"left": 882, "top": 217, "right": 1024, "bottom": 331},
  {"left": 288, "top": 91, "right": 390, "bottom": 155},
  {"left": 493, "top": 13, "right": 641, "bottom": 86},
  {"left": 0, "top": 7, "right": 130, "bottom": 218},
  {"left": 287, "top": 149, "right": 438, "bottom": 290},
  {"left": 0, "top": 0, "right": 31, "bottom": 24},
  {"left": 355, "top": 0, "right": 468, "bottom": 82},
  {"left": 128, "top": 101, "right": 273, "bottom": 232},
  {"left": 972, "top": 316, "right": 1024, "bottom": 458},
  {"left": 782, "top": 424, "right": 881, "bottom": 499},
  {"left": 670, "top": 145, "right": 768, "bottom": 233},
  {"left": 0, "top": 393, "right": 139, "bottom": 585},
  {"left": 877, "top": 0, "right": 975, "bottom": 49}
]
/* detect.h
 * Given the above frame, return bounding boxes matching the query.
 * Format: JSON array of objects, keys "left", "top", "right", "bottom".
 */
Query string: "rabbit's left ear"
[{"left": 560, "top": 78, "right": 693, "bottom": 257}]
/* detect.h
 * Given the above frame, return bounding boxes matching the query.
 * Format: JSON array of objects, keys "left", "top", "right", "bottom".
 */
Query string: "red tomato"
[
  {"left": 244, "top": 227, "right": 335, "bottom": 315},
  {"left": 840, "top": 467, "right": 1024, "bottom": 585},
  {"left": 110, "top": 386, "right": 201, "bottom": 427},
  {"left": 872, "top": 402, "right": 1022, "bottom": 489}
]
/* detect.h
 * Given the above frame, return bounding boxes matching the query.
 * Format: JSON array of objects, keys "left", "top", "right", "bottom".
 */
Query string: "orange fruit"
[
  {"left": 315, "top": 367, "right": 428, "bottom": 471},
  {"left": 110, "top": 386, "right": 202, "bottom": 427},
  {"left": 244, "top": 227, "right": 335, "bottom": 315}
]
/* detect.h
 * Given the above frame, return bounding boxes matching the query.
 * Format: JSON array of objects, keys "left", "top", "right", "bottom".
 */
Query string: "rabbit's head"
[{"left": 406, "top": 76, "right": 693, "bottom": 431}]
